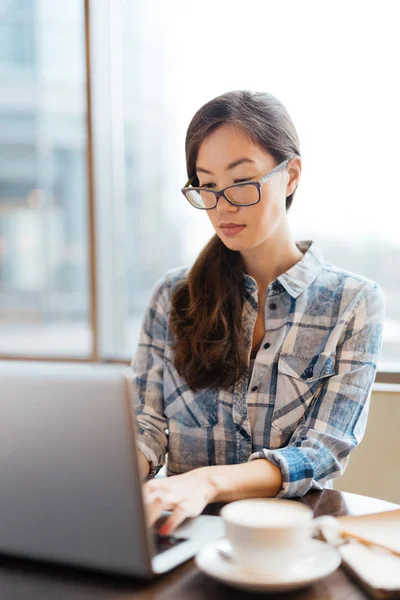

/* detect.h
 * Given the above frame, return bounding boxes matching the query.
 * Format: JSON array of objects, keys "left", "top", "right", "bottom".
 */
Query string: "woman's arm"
[
  {"left": 138, "top": 450, "right": 151, "bottom": 481},
  {"left": 131, "top": 274, "right": 173, "bottom": 478},
  {"left": 143, "top": 458, "right": 282, "bottom": 534},
  {"left": 249, "top": 284, "right": 385, "bottom": 498},
  {"left": 201, "top": 458, "right": 283, "bottom": 502}
]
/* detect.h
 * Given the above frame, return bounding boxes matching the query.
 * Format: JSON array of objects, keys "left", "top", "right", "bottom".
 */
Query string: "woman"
[{"left": 132, "top": 90, "right": 385, "bottom": 535}]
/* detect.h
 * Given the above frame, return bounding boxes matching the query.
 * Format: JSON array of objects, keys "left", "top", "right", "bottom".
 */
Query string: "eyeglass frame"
[{"left": 181, "top": 156, "right": 297, "bottom": 210}]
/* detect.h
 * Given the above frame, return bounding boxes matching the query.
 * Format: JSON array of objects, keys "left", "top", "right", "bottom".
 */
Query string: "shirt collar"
[
  {"left": 277, "top": 240, "right": 324, "bottom": 298},
  {"left": 243, "top": 240, "right": 325, "bottom": 299}
]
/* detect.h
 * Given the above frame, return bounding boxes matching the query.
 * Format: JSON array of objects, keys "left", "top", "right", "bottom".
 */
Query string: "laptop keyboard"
[{"left": 153, "top": 533, "right": 187, "bottom": 556}]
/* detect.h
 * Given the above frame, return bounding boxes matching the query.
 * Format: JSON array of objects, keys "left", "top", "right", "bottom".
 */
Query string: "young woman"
[{"left": 132, "top": 90, "right": 385, "bottom": 535}]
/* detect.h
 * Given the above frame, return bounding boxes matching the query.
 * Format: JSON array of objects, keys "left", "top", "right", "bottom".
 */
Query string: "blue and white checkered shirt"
[{"left": 131, "top": 240, "right": 385, "bottom": 497}]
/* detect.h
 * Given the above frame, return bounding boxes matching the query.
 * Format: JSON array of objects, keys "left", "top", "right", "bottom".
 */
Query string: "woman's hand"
[
  {"left": 143, "top": 468, "right": 218, "bottom": 535},
  {"left": 143, "top": 459, "right": 282, "bottom": 535}
]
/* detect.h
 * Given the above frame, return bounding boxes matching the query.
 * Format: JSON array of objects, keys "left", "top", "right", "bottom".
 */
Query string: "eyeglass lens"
[{"left": 186, "top": 183, "right": 259, "bottom": 209}]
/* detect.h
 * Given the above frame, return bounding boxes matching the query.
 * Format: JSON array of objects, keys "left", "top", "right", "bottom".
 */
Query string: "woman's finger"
[
  {"left": 159, "top": 504, "right": 189, "bottom": 536},
  {"left": 144, "top": 491, "right": 182, "bottom": 528}
]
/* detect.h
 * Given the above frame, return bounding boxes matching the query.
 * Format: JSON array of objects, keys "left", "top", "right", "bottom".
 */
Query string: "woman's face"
[{"left": 195, "top": 124, "right": 300, "bottom": 253}]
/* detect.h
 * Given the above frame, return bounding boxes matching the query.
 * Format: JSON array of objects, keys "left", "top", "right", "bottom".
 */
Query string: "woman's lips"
[{"left": 219, "top": 224, "right": 246, "bottom": 237}]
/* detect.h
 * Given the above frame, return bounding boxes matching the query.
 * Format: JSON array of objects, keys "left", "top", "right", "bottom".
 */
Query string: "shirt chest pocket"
[
  {"left": 272, "top": 352, "right": 336, "bottom": 435},
  {"left": 162, "top": 344, "right": 218, "bottom": 428}
]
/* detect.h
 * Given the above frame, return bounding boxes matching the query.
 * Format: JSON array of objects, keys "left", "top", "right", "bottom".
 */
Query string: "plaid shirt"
[{"left": 132, "top": 240, "right": 385, "bottom": 497}]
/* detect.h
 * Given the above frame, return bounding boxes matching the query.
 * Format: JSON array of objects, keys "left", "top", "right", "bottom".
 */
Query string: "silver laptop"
[{"left": 0, "top": 360, "right": 224, "bottom": 577}]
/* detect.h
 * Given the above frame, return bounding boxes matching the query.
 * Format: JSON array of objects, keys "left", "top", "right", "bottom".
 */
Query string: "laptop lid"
[{"left": 0, "top": 360, "right": 153, "bottom": 577}]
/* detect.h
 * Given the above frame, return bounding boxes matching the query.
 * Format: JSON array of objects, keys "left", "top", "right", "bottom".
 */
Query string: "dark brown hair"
[{"left": 170, "top": 91, "right": 301, "bottom": 390}]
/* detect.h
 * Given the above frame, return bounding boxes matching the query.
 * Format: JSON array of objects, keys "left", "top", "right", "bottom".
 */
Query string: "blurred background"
[{"left": 0, "top": 0, "right": 399, "bottom": 378}]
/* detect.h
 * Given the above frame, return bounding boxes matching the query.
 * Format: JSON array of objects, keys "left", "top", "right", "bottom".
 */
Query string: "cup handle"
[{"left": 311, "top": 516, "right": 341, "bottom": 544}]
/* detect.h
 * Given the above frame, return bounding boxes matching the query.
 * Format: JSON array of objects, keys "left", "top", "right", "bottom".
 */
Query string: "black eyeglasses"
[{"left": 181, "top": 157, "right": 295, "bottom": 210}]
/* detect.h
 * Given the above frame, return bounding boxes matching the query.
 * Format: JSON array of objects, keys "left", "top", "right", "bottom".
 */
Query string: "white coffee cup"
[{"left": 220, "top": 498, "right": 336, "bottom": 576}]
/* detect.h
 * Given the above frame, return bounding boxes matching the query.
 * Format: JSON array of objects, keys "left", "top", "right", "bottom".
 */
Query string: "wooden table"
[{"left": 0, "top": 489, "right": 398, "bottom": 599}]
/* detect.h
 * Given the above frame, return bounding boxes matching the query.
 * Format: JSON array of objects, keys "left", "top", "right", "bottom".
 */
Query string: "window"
[
  {"left": 0, "top": 0, "right": 90, "bottom": 356},
  {"left": 119, "top": 0, "right": 400, "bottom": 372},
  {"left": 1, "top": 0, "right": 399, "bottom": 378}
]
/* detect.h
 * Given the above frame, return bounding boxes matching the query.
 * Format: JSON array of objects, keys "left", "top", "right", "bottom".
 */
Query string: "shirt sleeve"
[
  {"left": 248, "top": 284, "right": 385, "bottom": 498},
  {"left": 130, "top": 274, "right": 171, "bottom": 478}
]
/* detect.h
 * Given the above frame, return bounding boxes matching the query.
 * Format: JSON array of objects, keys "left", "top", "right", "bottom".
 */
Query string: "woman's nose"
[{"left": 215, "top": 195, "right": 239, "bottom": 213}]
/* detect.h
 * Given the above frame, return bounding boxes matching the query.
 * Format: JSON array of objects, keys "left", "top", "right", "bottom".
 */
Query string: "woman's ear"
[{"left": 286, "top": 157, "right": 302, "bottom": 197}]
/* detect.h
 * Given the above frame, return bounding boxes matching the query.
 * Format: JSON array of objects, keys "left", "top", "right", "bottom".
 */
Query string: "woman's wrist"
[
  {"left": 196, "top": 465, "right": 236, "bottom": 503},
  {"left": 190, "top": 467, "right": 221, "bottom": 504},
  {"left": 197, "top": 459, "right": 283, "bottom": 504}
]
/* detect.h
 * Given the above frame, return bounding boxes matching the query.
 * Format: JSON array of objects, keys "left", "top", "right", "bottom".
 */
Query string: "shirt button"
[
  {"left": 269, "top": 302, "right": 277, "bottom": 310},
  {"left": 251, "top": 385, "right": 258, "bottom": 392},
  {"left": 263, "top": 342, "right": 270, "bottom": 349},
  {"left": 304, "top": 367, "right": 314, "bottom": 379}
]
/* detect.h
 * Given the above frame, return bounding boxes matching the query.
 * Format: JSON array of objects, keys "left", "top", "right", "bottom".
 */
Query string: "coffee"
[{"left": 223, "top": 500, "right": 308, "bottom": 528}]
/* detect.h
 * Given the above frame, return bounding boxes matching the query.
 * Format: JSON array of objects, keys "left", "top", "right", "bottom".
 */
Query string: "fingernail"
[{"left": 159, "top": 525, "right": 170, "bottom": 536}]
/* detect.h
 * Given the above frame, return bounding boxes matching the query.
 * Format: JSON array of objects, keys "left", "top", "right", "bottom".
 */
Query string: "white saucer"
[{"left": 195, "top": 538, "right": 341, "bottom": 593}]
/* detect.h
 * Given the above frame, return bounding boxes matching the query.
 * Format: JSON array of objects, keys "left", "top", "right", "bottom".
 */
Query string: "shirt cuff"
[
  {"left": 137, "top": 440, "right": 162, "bottom": 479},
  {"left": 248, "top": 447, "right": 316, "bottom": 498}
]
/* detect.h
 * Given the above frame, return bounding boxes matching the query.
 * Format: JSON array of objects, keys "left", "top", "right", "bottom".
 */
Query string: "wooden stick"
[{"left": 341, "top": 530, "right": 400, "bottom": 558}]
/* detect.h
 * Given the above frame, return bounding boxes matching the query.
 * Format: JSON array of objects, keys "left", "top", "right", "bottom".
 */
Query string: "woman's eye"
[{"left": 200, "top": 177, "right": 253, "bottom": 188}]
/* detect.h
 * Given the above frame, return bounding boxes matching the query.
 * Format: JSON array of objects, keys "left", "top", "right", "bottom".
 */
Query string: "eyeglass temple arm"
[
  {"left": 182, "top": 176, "right": 198, "bottom": 189},
  {"left": 259, "top": 157, "right": 294, "bottom": 185},
  {"left": 183, "top": 155, "right": 298, "bottom": 189}
]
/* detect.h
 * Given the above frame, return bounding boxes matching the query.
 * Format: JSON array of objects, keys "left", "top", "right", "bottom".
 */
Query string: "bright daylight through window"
[{"left": 0, "top": 0, "right": 399, "bottom": 374}]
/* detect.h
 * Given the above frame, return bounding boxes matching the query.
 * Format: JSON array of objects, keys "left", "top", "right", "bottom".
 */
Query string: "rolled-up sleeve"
[
  {"left": 130, "top": 275, "right": 171, "bottom": 478},
  {"left": 249, "top": 284, "right": 385, "bottom": 497}
]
